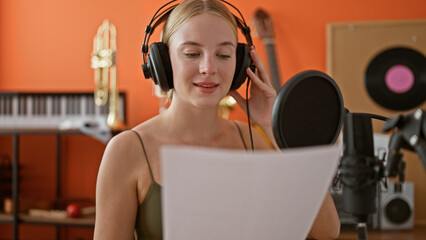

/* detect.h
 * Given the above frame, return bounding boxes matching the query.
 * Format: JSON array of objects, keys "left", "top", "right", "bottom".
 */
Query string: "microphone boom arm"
[{"left": 383, "top": 109, "right": 426, "bottom": 178}]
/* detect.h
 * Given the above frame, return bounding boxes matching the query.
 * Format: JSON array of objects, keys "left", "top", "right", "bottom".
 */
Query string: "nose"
[{"left": 199, "top": 54, "right": 217, "bottom": 75}]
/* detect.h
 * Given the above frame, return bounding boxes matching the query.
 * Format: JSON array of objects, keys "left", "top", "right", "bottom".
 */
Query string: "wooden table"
[{"left": 338, "top": 225, "right": 426, "bottom": 240}]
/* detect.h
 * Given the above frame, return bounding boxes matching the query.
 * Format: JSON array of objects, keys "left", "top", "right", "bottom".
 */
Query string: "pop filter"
[{"left": 272, "top": 70, "right": 344, "bottom": 148}]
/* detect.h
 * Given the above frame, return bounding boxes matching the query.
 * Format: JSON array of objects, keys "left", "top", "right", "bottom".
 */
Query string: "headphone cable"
[{"left": 245, "top": 78, "right": 255, "bottom": 151}]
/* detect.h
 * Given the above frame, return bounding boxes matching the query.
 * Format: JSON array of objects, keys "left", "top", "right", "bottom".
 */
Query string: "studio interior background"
[{"left": 0, "top": 0, "right": 426, "bottom": 239}]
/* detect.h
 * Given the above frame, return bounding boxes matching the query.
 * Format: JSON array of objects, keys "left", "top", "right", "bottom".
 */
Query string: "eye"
[
  {"left": 184, "top": 52, "right": 200, "bottom": 58},
  {"left": 217, "top": 54, "right": 231, "bottom": 59}
]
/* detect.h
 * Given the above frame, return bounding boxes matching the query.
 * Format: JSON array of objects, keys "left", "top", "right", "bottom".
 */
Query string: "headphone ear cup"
[
  {"left": 147, "top": 42, "right": 174, "bottom": 91},
  {"left": 231, "top": 43, "right": 252, "bottom": 90}
]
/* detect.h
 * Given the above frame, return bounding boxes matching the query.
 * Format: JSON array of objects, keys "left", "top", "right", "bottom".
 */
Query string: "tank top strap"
[
  {"left": 131, "top": 130, "right": 155, "bottom": 182},
  {"left": 233, "top": 121, "right": 248, "bottom": 150}
]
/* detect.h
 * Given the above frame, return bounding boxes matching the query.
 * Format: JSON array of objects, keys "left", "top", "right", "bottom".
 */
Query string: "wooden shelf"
[
  {"left": 19, "top": 213, "right": 95, "bottom": 227},
  {"left": 0, "top": 212, "right": 94, "bottom": 227},
  {"left": 0, "top": 212, "right": 13, "bottom": 223}
]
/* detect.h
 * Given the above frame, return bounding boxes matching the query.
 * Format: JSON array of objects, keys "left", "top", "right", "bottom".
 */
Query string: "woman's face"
[{"left": 168, "top": 13, "right": 237, "bottom": 109}]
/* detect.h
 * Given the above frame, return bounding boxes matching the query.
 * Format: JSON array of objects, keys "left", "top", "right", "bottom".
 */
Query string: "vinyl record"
[{"left": 365, "top": 47, "right": 426, "bottom": 111}]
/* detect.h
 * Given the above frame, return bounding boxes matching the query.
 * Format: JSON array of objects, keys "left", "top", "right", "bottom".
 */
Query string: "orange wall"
[
  {"left": 2, "top": 0, "right": 426, "bottom": 126},
  {"left": 1, "top": 0, "right": 426, "bottom": 239}
]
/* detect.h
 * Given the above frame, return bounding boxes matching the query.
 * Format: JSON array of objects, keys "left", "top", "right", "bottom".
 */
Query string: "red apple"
[{"left": 66, "top": 203, "right": 81, "bottom": 218}]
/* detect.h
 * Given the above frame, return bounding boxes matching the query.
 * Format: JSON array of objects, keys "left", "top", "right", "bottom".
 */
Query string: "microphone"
[{"left": 338, "top": 111, "right": 385, "bottom": 239}]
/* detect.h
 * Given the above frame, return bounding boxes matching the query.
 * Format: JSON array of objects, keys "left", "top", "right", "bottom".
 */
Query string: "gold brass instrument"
[{"left": 91, "top": 19, "right": 124, "bottom": 130}]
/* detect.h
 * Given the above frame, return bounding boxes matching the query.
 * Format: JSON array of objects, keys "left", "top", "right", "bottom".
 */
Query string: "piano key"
[
  {"left": 12, "top": 96, "right": 18, "bottom": 118},
  {"left": 18, "top": 95, "right": 27, "bottom": 115},
  {"left": 27, "top": 96, "right": 33, "bottom": 118}
]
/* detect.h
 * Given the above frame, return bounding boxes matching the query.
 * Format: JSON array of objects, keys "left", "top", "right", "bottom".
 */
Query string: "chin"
[{"left": 193, "top": 100, "right": 220, "bottom": 109}]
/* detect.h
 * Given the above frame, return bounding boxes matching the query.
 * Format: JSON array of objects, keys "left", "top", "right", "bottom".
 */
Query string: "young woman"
[{"left": 94, "top": 0, "right": 340, "bottom": 239}]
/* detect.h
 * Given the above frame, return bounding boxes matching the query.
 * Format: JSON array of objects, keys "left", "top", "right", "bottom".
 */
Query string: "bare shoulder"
[
  {"left": 99, "top": 130, "right": 143, "bottom": 179},
  {"left": 130, "top": 116, "right": 164, "bottom": 144},
  {"left": 105, "top": 116, "right": 161, "bottom": 157},
  {"left": 233, "top": 120, "right": 273, "bottom": 150},
  {"left": 104, "top": 130, "right": 141, "bottom": 159}
]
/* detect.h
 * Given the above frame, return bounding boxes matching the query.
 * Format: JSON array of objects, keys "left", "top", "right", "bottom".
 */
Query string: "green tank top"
[{"left": 131, "top": 122, "right": 247, "bottom": 240}]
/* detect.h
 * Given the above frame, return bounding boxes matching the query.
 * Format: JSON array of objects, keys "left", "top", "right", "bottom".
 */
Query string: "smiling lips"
[{"left": 193, "top": 82, "right": 220, "bottom": 94}]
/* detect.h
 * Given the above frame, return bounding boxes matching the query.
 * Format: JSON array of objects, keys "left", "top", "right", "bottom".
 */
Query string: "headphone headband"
[{"left": 142, "top": 0, "right": 252, "bottom": 65}]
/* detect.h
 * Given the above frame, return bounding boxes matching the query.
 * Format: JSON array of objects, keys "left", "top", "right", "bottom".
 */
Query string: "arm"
[
  {"left": 307, "top": 192, "right": 341, "bottom": 239},
  {"left": 230, "top": 46, "right": 279, "bottom": 149},
  {"left": 94, "top": 133, "right": 139, "bottom": 239}
]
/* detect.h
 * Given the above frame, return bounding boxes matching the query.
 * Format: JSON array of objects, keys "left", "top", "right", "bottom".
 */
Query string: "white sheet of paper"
[{"left": 161, "top": 145, "right": 340, "bottom": 240}]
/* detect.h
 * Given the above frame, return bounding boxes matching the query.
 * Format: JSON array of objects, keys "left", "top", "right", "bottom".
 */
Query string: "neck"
[{"left": 160, "top": 97, "right": 225, "bottom": 143}]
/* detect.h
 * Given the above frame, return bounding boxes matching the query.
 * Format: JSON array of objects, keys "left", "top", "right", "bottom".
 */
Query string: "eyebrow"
[{"left": 180, "top": 41, "right": 235, "bottom": 47}]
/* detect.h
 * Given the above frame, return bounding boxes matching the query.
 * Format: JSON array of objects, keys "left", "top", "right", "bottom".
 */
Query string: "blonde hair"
[{"left": 162, "top": 0, "right": 238, "bottom": 45}]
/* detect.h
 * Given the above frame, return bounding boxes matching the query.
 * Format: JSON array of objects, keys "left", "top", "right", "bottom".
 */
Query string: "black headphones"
[{"left": 141, "top": 0, "right": 255, "bottom": 92}]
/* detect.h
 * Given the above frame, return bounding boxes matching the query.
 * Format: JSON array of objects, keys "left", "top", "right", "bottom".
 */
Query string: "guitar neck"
[{"left": 263, "top": 39, "right": 282, "bottom": 92}]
